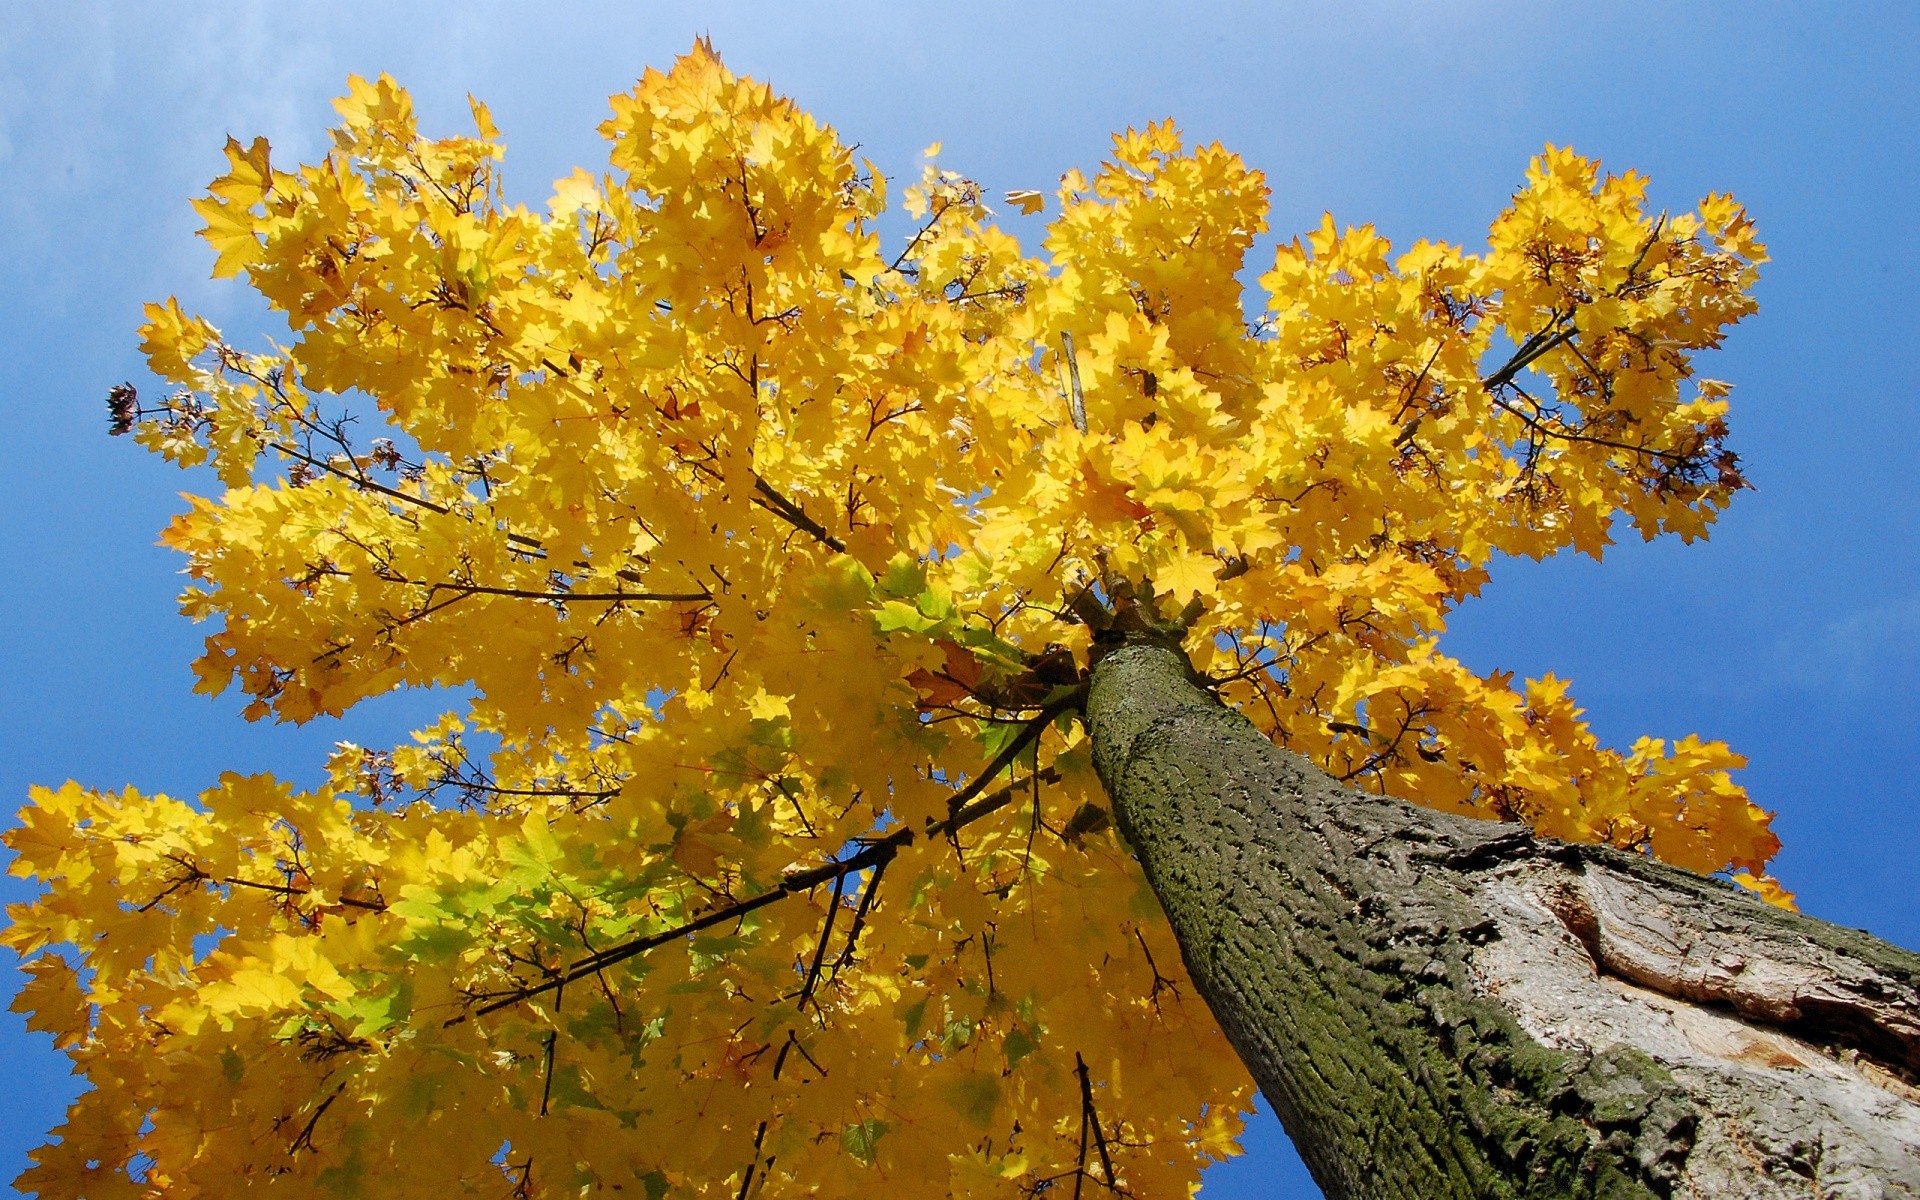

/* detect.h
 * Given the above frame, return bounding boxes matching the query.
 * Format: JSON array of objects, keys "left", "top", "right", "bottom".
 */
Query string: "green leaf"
[
  {"left": 513, "top": 812, "right": 563, "bottom": 865},
  {"left": 842, "top": 1118, "right": 890, "bottom": 1166},
  {"left": 879, "top": 554, "right": 926, "bottom": 598},
  {"left": 900, "top": 997, "right": 930, "bottom": 1039},
  {"left": 979, "top": 718, "right": 1036, "bottom": 766},
  {"left": 940, "top": 1072, "right": 1001, "bottom": 1129},
  {"left": 914, "top": 579, "right": 955, "bottom": 620},
  {"left": 1002, "top": 1026, "right": 1038, "bottom": 1070},
  {"left": 395, "top": 1064, "right": 446, "bottom": 1121},
  {"left": 733, "top": 799, "right": 775, "bottom": 849},
  {"left": 873, "top": 599, "right": 941, "bottom": 634}
]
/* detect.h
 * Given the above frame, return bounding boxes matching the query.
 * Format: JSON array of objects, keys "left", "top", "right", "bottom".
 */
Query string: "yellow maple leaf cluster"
[{"left": 8, "top": 41, "right": 1781, "bottom": 1200}]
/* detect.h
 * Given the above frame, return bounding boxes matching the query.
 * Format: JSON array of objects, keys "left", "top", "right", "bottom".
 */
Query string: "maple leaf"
[
  {"left": 1003, "top": 188, "right": 1046, "bottom": 215},
  {"left": 905, "top": 639, "right": 986, "bottom": 710}
]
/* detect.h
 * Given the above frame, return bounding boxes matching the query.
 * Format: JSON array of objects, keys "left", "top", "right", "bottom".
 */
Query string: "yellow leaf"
[
  {"left": 549, "top": 167, "right": 603, "bottom": 218},
  {"left": 1731, "top": 872, "right": 1798, "bottom": 910},
  {"left": 204, "top": 966, "right": 303, "bottom": 1017},
  {"left": 748, "top": 689, "right": 791, "bottom": 721},
  {"left": 1003, "top": 189, "right": 1045, "bottom": 215},
  {"left": 1157, "top": 549, "right": 1219, "bottom": 603}
]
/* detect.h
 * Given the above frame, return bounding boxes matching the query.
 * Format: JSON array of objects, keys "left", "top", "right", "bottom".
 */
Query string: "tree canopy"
[{"left": 7, "top": 42, "right": 1779, "bottom": 1199}]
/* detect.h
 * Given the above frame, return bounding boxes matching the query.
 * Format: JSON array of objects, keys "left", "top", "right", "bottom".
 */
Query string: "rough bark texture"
[{"left": 1087, "top": 642, "right": 1920, "bottom": 1200}]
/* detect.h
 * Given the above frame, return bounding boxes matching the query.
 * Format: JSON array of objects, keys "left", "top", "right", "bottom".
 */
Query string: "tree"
[{"left": 7, "top": 41, "right": 1916, "bottom": 1197}]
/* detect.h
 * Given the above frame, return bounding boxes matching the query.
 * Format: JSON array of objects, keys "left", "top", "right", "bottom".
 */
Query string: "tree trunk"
[{"left": 1087, "top": 641, "right": 1920, "bottom": 1199}]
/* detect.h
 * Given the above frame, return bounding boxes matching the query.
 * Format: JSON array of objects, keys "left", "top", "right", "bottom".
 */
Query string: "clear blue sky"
[{"left": 2, "top": 4, "right": 1915, "bottom": 1197}]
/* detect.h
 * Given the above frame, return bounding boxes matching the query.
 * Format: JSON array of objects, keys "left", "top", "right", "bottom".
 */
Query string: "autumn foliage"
[{"left": 8, "top": 43, "right": 1780, "bottom": 1199}]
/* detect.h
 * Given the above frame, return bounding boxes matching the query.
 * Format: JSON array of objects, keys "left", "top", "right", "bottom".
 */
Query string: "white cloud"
[{"left": 1775, "top": 593, "right": 1920, "bottom": 695}]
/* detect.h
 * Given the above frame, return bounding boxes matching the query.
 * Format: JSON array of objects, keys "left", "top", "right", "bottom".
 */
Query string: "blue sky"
[{"left": 1, "top": 4, "right": 1915, "bottom": 1196}]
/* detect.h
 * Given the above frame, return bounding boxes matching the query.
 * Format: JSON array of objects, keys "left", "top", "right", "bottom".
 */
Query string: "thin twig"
[
  {"left": 830, "top": 857, "right": 889, "bottom": 981},
  {"left": 1074, "top": 1053, "right": 1121, "bottom": 1194},
  {"left": 793, "top": 871, "right": 846, "bottom": 1013}
]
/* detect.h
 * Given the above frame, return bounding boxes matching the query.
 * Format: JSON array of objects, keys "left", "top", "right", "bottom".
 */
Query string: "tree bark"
[{"left": 1087, "top": 641, "right": 1920, "bottom": 1199}]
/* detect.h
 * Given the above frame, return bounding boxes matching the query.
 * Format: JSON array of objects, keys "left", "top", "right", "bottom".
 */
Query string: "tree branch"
[
  {"left": 1479, "top": 322, "right": 1576, "bottom": 393},
  {"left": 420, "top": 580, "right": 710, "bottom": 605},
  {"left": 452, "top": 695, "right": 1080, "bottom": 1025},
  {"left": 749, "top": 475, "right": 847, "bottom": 553}
]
